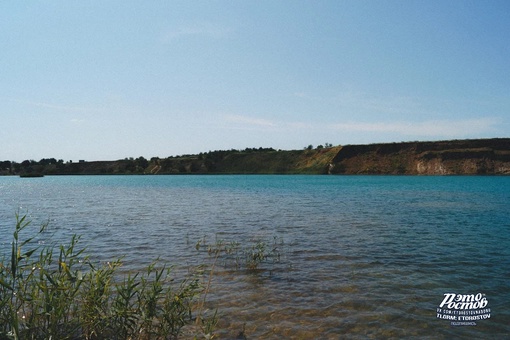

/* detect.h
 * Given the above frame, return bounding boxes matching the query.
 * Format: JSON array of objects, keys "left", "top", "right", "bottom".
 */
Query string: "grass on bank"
[
  {"left": 0, "top": 214, "right": 210, "bottom": 340},
  {"left": 1, "top": 215, "right": 284, "bottom": 340}
]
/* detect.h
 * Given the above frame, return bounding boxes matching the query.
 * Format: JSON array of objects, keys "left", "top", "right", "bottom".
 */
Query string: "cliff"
[{"left": 329, "top": 138, "right": 510, "bottom": 175}]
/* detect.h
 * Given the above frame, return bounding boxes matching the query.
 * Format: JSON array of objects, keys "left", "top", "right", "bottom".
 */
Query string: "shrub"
[{"left": 0, "top": 214, "right": 207, "bottom": 340}]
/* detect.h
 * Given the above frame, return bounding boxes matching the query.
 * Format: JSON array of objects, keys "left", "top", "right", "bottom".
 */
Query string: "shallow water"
[{"left": 1, "top": 175, "right": 509, "bottom": 338}]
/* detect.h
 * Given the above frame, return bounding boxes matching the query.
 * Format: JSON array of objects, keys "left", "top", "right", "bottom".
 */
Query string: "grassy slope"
[{"left": 156, "top": 146, "right": 342, "bottom": 174}]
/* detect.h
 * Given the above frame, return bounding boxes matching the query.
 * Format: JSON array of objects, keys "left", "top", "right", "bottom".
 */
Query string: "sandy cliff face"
[
  {"left": 414, "top": 158, "right": 510, "bottom": 175},
  {"left": 330, "top": 139, "right": 510, "bottom": 175},
  {"left": 415, "top": 159, "right": 448, "bottom": 175}
]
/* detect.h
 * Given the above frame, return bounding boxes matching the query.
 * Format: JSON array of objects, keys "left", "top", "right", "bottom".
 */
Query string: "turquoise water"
[{"left": 1, "top": 175, "right": 509, "bottom": 338}]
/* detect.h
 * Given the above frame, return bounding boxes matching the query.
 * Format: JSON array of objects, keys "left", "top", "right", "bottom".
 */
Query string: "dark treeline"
[
  {"left": 1, "top": 159, "right": 66, "bottom": 176},
  {"left": 1, "top": 145, "right": 326, "bottom": 176},
  {"left": 0, "top": 157, "right": 150, "bottom": 176}
]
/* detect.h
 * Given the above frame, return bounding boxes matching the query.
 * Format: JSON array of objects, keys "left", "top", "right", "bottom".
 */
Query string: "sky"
[{"left": 1, "top": 1, "right": 509, "bottom": 162}]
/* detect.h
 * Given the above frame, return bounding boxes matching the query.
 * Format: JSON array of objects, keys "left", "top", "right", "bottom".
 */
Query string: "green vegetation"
[
  {"left": 0, "top": 145, "right": 341, "bottom": 176},
  {"left": 0, "top": 214, "right": 211, "bottom": 339},
  {"left": 195, "top": 235, "right": 283, "bottom": 272},
  {"left": 0, "top": 215, "right": 289, "bottom": 339}
]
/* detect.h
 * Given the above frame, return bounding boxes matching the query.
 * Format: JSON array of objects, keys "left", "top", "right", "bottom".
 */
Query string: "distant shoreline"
[{"left": 2, "top": 138, "right": 509, "bottom": 176}]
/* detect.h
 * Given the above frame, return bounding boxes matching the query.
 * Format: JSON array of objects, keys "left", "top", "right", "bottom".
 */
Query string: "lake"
[{"left": 1, "top": 175, "right": 509, "bottom": 338}]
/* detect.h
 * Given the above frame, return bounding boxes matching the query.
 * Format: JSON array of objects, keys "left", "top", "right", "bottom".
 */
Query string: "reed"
[
  {"left": 0, "top": 214, "right": 207, "bottom": 339},
  {"left": 197, "top": 235, "right": 282, "bottom": 273}
]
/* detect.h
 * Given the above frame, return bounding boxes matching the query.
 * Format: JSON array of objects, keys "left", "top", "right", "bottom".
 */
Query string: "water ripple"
[{"left": 0, "top": 175, "right": 509, "bottom": 338}]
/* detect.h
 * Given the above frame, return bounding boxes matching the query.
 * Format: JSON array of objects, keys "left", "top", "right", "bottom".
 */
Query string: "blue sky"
[{"left": 2, "top": 1, "right": 509, "bottom": 161}]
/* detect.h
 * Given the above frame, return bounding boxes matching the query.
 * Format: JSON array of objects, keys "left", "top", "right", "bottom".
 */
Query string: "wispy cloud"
[
  {"left": 293, "top": 92, "right": 309, "bottom": 99},
  {"left": 70, "top": 118, "right": 86, "bottom": 124},
  {"left": 223, "top": 113, "right": 499, "bottom": 139},
  {"left": 12, "top": 99, "right": 88, "bottom": 113},
  {"left": 331, "top": 118, "right": 499, "bottom": 138},
  {"left": 161, "top": 22, "right": 230, "bottom": 42},
  {"left": 287, "top": 89, "right": 501, "bottom": 138},
  {"left": 332, "top": 91, "right": 424, "bottom": 117},
  {"left": 224, "top": 114, "right": 277, "bottom": 128}
]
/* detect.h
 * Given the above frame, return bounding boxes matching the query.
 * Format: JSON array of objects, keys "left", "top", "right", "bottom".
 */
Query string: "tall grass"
[
  {"left": 196, "top": 235, "right": 282, "bottom": 272},
  {"left": 0, "top": 214, "right": 208, "bottom": 340},
  {"left": 1, "top": 215, "right": 286, "bottom": 339}
]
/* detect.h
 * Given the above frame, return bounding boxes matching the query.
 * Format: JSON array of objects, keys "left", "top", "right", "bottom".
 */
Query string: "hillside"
[
  {"left": 2, "top": 139, "right": 509, "bottom": 176},
  {"left": 330, "top": 138, "right": 510, "bottom": 175},
  {"left": 153, "top": 146, "right": 342, "bottom": 174},
  {"left": 1, "top": 147, "right": 342, "bottom": 176}
]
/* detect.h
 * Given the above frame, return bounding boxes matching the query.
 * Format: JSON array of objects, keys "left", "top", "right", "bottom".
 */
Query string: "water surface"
[{"left": 1, "top": 175, "right": 509, "bottom": 338}]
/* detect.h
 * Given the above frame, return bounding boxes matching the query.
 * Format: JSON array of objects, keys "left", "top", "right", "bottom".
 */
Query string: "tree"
[
  {"left": 135, "top": 156, "right": 149, "bottom": 169},
  {"left": 39, "top": 158, "right": 57, "bottom": 165},
  {"left": 0, "top": 160, "right": 11, "bottom": 170}
]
